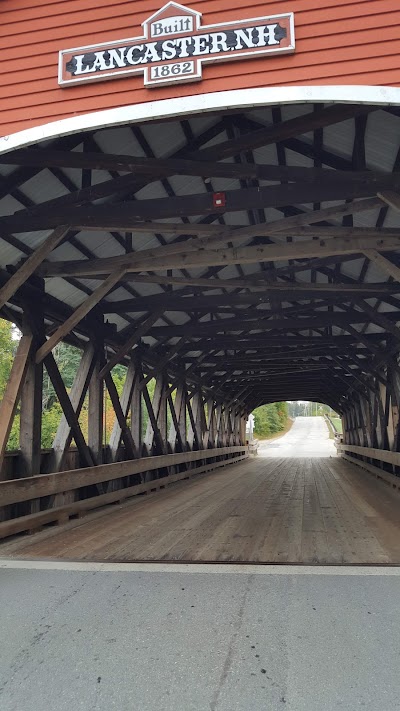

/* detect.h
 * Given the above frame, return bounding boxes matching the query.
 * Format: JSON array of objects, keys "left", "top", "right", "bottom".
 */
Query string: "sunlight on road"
[{"left": 259, "top": 416, "right": 336, "bottom": 458}]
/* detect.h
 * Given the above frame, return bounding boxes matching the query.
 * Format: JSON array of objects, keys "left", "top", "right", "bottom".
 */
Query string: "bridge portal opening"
[
  {"left": 1, "top": 97, "right": 400, "bottom": 564},
  {"left": 249, "top": 402, "right": 338, "bottom": 459}
]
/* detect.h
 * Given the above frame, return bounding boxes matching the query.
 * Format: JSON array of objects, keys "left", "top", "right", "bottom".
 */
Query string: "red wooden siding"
[{"left": 0, "top": 0, "right": 399, "bottom": 136}]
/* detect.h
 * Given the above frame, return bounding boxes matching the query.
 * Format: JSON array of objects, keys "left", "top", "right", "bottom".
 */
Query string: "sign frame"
[{"left": 58, "top": 1, "right": 295, "bottom": 89}]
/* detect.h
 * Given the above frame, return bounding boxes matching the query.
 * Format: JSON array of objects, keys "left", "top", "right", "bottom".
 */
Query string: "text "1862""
[{"left": 151, "top": 62, "right": 195, "bottom": 79}]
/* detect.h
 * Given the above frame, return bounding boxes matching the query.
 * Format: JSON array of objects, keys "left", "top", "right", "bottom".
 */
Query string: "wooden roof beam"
[
  {"left": 2, "top": 179, "right": 397, "bottom": 232},
  {"left": 0, "top": 225, "right": 69, "bottom": 311},
  {"left": 178, "top": 335, "right": 385, "bottom": 351},
  {"left": 39, "top": 231, "right": 400, "bottom": 278},
  {"left": 363, "top": 249, "right": 400, "bottom": 282},
  {"left": 0, "top": 149, "right": 392, "bottom": 185},
  {"left": 101, "top": 283, "right": 400, "bottom": 314},
  {"left": 35, "top": 268, "right": 127, "bottom": 364},
  {"left": 143, "top": 311, "right": 397, "bottom": 339},
  {"left": 378, "top": 190, "right": 400, "bottom": 213},
  {"left": 98, "top": 310, "right": 164, "bottom": 379},
  {"left": 191, "top": 104, "right": 375, "bottom": 161}
]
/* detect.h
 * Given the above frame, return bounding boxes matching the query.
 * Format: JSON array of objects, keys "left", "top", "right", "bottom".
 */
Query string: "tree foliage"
[
  {"left": 1, "top": 318, "right": 161, "bottom": 452},
  {"left": 0, "top": 319, "right": 16, "bottom": 400},
  {"left": 1, "top": 323, "right": 87, "bottom": 450},
  {"left": 253, "top": 401, "right": 288, "bottom": 437},
  {"left": 287, "top": 401, "right": 338, "bottom": 418}
]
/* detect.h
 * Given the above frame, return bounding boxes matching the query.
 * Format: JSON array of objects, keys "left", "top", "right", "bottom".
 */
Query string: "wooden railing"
[
  {"left": 1, "top": 447, "right": 83, "bottom": 481},
  {"left": 337, "top": 443, "right": 400, "bottom": 466},
  {"left": 324, "top": 414, "right": 342, "bottom": 444},
  {"left": 248, "top": 439, "right": 259, "bottom": 455},
  {"left": 336, "top": 443, "right": 400, "bottom": 493},
  {"left": 0, "top": 446, "right": 248, "bottom": 540}
]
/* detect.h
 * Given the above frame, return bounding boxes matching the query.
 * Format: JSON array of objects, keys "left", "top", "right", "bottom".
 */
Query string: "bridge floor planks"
[{"left": 1, "top": 456, "right": 400, "bottom": 564}]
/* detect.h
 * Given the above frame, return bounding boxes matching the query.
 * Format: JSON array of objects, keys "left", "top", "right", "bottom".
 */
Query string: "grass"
[
  {"left": 325, "top": 415, "right": 343, "bottom": 439},
  {"left": 254, "top": 417, "right": 294, "bottom": 442},
  {"left": 326, "top": 418, "right": 335, "bottom": 440},
  {"left": 331, "top": 417, "right": 343, "bottom": 434}
]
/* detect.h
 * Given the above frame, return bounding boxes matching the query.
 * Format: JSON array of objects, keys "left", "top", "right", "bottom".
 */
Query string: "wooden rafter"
[
  {"left": 0, "top": 148, "right": 391, "bottom": 184},
  {"left": 1, "top": 101, "right": 400, "bottom": 474},
  {"left": 141, "top": 310, "right": 400, "bottom": 339},
  {"left": 363, "top": 249, "right": 400, "bottom": 282},
  {"left": 378, "top": 190, "right": 400, "bottom": 212},
  {"left": 0, "top": 225, "right": 69, "bottom": 311},
  {"left": 101, "top": 283, "right": 400, "bottom": 314},
  {"left": 191, "top": 104, "right": 375, "bottom": 161},
  {"left": 39, "top": 230, "right": 400, "bottom": 278},
  {"left": 3, "top": 179, "right": 398, "bottom": 232},
  {"left": 98, "top": 309, "right": 164, "bottom": 379},
  {"left": 35, "top": 268, "right": 127, "bottom": 363}
]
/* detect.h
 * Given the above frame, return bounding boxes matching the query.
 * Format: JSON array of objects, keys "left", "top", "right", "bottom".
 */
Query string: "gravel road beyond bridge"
[{"left": 259, "top": 416, "right": 336, "bottom": 458}]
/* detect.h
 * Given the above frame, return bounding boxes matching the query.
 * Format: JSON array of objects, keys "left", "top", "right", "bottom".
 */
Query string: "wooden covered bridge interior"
[{"left": 1, "top": 100, "right": 400, "bottom": 564}]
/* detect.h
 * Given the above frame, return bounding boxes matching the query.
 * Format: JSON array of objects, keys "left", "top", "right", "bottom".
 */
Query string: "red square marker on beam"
[{"left": 213, "top": 192, "right": 226, "bottom": 208}]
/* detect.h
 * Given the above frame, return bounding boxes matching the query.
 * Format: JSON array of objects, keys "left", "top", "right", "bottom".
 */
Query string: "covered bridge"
[{"left": 0, "top": 0, "right": 400, "bottom": 563}]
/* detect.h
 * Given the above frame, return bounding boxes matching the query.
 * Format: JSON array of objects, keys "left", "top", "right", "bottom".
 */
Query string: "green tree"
[
  {"left": 0, "top": 319, "right": 16, "bottom": 399},
  {"left": 0, "top": 319, "right": 21, "bottom": 450},
  {"left": 7, "top": 417, "right": 20, "bottom": 451},
  {"left": 42, "top": 403, "right": 63, "bottom": 448},
  {"left": 42, "top": 342, "right": 82, "bottom": 409},
  {"left": 253, "top": 401, "right": 288, "bottom": 437}
]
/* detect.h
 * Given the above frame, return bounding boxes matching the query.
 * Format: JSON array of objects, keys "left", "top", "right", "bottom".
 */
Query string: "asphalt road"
[
  {"left": 1, "top": 561, "right": 400, "bottom": 711},
  {"left": 260, "top": 416, "right": 336, "bottom": 457}
]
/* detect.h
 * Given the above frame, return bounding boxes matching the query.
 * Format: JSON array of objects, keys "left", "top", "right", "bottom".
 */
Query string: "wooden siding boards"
[{"left": 0, "top": 0, "right": 399, "bottom": 136}]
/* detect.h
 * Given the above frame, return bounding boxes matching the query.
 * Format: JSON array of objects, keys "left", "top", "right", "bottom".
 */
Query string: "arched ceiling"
[{"left": 1, "top": 100, "right": 400, "bottom": 413}]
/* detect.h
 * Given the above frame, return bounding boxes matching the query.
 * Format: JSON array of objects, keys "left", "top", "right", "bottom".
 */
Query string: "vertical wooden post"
[
  {"left": 19, "top": 311, "right": 43, "bottom": 478},
  {"left": 109, "top": 358, "right": 137, "bottom": 461},
  {"left": 228, "top": 408, "right": 235, "bottom": 446},
  {"left": 131, "top": 359, "right": 142, "bottom": 457},
  {"left": 143, "top": 373, "right": 167, "bottom": 456},
  {"left": 232, "top": 409, "right": 241, "bottom": 446},
  {"left": 88, "top": 348, "right": 104, "bottom": 465},
  {"left": 356, "top": 394, "right": 369, "bottom": 448},
  {"left": 208, "top": 401, "right": 217, "bottom": 448},
  {"left": 197, "top": 390, "right": 208, "bottom": 449},
  {"left": 168, "top": 381, "right": 186, "bottom": 453},
  {"left": 379, "top": 381, "right": 390, "bottom": 450},
  {"left": 0, "top": 334, "right": 33, "bottom": 477},
  {"left": 383, "top": 382, "right": 394, "bottom": 451},
  {"left": 104, "top": 370, "right": 136, "bottom": 459},
  {"left": 240, "top": 414, "right": 247, "bottom": 445},
  {"left": 50, "top": 343, "right": 96, "bottom": 471},
  {"left": 179, "top": 382, "right": 187, "bottom": 450},
  {"left": 157, "top": 372, "right": 167, "bottom": 444},
  {"left": 44, "top": 353, "right": 95, "bottom": 468},
  {"left": 388, "top": 364, "right": 400, "bottom": 452},
  {"left": 215, "top": 405, "right": 223, "bottom": 447},
  {"left": 187, "top": 392, "right": 200, "bottom": 450},
  {"left": 203, "top": 398, "right": 214, "bottom": 449},
  {"left": 218, "top": 407, "right": 228, "bottom": 447},
  {"left": 371, "top": 388, "right": 380, "bottom": 449},
  {"left": 353, "top": 400, "right": 362, "bottom": 447}
]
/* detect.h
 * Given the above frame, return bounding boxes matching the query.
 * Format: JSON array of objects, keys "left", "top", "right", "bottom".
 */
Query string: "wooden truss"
[{"left": 1, "top": 100, "right": 400, "bottom": 530}]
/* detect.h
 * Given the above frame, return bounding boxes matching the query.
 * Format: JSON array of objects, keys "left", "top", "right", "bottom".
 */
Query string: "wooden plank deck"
[{"left": 1, "top": 456, "right": 400, "bottom": 564}]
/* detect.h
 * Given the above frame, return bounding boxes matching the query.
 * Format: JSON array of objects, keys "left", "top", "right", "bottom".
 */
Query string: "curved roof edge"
[{"left": 1, "top": 85, "right": 400, "bottom": 156}]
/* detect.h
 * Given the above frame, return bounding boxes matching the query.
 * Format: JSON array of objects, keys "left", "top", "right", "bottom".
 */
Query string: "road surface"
[
  {"left": 259, "top": 416, "right": 336, "bottom": 457},
  {"left": 1, "top": 561, "right": 400, "bottom": 711},
  {"left": 2, "top": 418, "right": 397, "bottom": 711}
]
